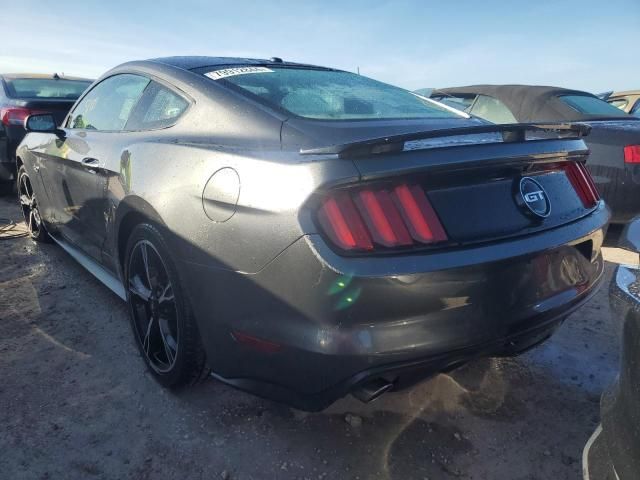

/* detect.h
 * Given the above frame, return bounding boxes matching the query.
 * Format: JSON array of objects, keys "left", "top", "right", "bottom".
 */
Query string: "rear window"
[
  {"left": 469, "top": 95, "right": 517, "bottom": 124},
  {"left": 206, "top": 67, "right": 461, "bottom": 121},
  {"left": 559, "top": 94, "right": 628, "bottom": 117},
  {"left": 4, "top": 78, "right": 91, "bottom": 99},
  {"left": 432, "top": 95, "right": 475, "bottom": 112},
  {"left": 430, "top": 94, "right": 517, "bottom": 124}
]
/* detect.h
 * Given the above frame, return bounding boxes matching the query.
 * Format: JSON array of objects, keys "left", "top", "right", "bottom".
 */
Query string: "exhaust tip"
[{"left": 352, "top": 378, "right": 394, "bottom": 403}]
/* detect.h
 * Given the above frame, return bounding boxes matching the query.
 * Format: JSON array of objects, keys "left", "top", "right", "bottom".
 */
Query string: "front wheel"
[
  {"left": 17, "top": 165, "right": 50, "bottom": 242},
  {"left": 124, "top": 223, "right": 209, "bottom": 388}
]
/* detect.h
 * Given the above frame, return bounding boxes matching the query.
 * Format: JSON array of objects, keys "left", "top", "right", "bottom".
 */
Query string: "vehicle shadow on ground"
[{"left": 173, "top": 350, "right": 604, "bottom": 479}]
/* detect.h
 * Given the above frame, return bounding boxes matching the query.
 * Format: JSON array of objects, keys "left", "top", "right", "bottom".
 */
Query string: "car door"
[
  {"left": 98, "top": 79, "right": 191, "bottom": 272},
  {"left": 38, "top": 74, "right": 150, "bottom": 261}
]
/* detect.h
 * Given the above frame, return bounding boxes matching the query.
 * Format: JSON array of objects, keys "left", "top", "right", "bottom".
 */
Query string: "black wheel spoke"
[
  {"left": 158, "top": 317, "right": 176, "bottom": 366},
  {"left": 158, "top": 283, "right": 174, "bottom": 304},
  {"left": 140, "top": 243, "right": 154, "bottom": 289},
  {"left": 20, "top": 176, "right": 30, "bottom": 198},
  {"left": 142, "top": 315, "right": 155, "bottom": 356},
  {"left": 129, "top": 276, "right": 152, "bottom": 301}
]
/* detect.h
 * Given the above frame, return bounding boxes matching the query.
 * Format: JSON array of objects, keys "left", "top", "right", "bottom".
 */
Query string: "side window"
[
  {"left": 609, "top": 98, "right": 628, "bottom": 110},
  {"left": 66, "top": 74, "right": 150, "bottom": 131},
  {"left": 469, "top": 95, "right": 517, "bottom": 124},
  {"left": 125, "top": 82, "right": 189, "bottom": 131},
  {"left": 631, "top": 100, "right": 640, "bottom": 118}
]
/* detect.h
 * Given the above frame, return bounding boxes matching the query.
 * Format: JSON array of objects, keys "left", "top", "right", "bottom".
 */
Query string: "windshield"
[
  {"left": 206, "top": 67, "right": 462, "bottom": 121},
  {"left": 559, "top": 94, "right": 629, "bottom": 117},
  {"left": 5, "top": 78, "right": 92, "bottom": 99}
]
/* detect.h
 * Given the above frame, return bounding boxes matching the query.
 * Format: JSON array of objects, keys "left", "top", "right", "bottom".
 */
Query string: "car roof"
[
  {"left": 610, "top": 90, "right": 640, "bottom": 97},
  {"left": 0, "top": 73, "right": 93, "bottom": 81},
  {"left": 148, "top": 56, "right": 330, "bottom": 71},
  {"left": 434, "top": 84, "right": 592, "bottom": 99},
  {"left": 433, "top": 84, "right": 611, "bottom": 122}
]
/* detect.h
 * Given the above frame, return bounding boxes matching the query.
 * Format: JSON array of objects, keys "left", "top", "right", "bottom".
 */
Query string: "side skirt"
[{"left": 50, "top": 234, "right": 126, "bottom": 300}]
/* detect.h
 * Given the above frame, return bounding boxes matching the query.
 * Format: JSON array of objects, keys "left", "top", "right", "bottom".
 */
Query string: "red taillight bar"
[
  {"left": 563, "top": 162, "right": 600, "bottom": 209},
  {"left": 624, "top": 145, "right": 640, "bottom": 164},
  {"left": 393, "top": 184, "right": 447, "bottom": 244},
  {"left": 318, "top": 193, "right": 373, "bottom": 251},
  {"left": 318, "top": 183, "right": 447, "bottom": 252},
  {"left": 355, "top": 189, "right": 412, "bottom": 247}
]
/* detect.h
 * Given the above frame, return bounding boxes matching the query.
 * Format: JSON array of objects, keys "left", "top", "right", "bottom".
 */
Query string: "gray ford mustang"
[{"left": 16, "top": 57, "right": 609, "bottom": 410}]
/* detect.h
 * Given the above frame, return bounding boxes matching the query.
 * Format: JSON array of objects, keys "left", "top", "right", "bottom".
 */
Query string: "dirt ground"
[{"left": 1, "top": 196, "right": 637, "bottom": 480}]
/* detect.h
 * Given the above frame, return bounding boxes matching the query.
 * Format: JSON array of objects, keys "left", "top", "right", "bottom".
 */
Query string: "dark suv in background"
[{"left": 0, "top": 73, "right": 92, "bottom": 191}]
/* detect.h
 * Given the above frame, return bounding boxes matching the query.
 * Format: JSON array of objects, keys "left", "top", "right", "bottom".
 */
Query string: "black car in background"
[
  {"left": 430, "top": 85, "right": 640, "bottom": 224},
  {"left": 583, "top": 218, "right": 640, "bottom": 480},
  {"left": 0, "top": 73, "right": 92, "bottom": 191}
]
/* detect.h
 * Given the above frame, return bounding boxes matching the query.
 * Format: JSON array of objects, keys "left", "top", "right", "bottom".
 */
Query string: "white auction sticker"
[{"left": 205, "top": 66, "right": 274, "bottom": 80}]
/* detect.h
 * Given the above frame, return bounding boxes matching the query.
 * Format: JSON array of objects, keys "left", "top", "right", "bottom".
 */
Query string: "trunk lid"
[
  {"left": 301, "top": 122, "right": 600, "bottom": 250},
  {"left": 354, "top": 139, "right": 595, "bottom": 247}
]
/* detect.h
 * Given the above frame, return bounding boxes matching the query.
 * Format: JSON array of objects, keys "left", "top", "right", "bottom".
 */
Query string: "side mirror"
[
  {"left": 619, "top": 217, "right": 640, "bottom": 255},
  {"left": 24, "top": 113, "right": 58, "bottom": 133}
]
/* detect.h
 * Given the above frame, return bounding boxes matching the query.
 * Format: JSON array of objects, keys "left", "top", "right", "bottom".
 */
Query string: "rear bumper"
[
  {"left": 213, "top": 299, "right": 584, "bottom": 411},
  {"left": 182, "top": 204, "right": 609, "bottom": 410}
]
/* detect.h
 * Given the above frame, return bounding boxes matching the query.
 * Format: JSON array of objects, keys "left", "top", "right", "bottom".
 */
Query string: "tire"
[
  {"left": 16, "top": 165, "right": 50, "bottom": 242},
  {"left": 124, "top": 223, "right": 209, "bottom": 388}
]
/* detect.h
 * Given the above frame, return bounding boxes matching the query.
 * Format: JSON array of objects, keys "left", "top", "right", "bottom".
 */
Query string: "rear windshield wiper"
[{"left": 300, "top": 122, "right": 592, "bottom": 158}]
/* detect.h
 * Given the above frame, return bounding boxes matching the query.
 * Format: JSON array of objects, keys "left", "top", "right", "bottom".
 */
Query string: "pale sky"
[{"left": 2, "top": 0, "right": 639, "bottom": 93}]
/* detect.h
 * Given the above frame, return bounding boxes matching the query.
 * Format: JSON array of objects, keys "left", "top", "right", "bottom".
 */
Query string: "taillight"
[
  {"left": 563, "top": 162, "right": 600, "bottom": 209},
  {"left": 318, "top": 193, "right": 373, "bottom": 251},
  {"left": 0, "top": 107, "right": 46, "bottom": 126},
  {"left": 318, "top": 183, "right": 447, "bottom": 252},
  {"left": 624, "top": 145, "right": 640, "bottom": 163}
]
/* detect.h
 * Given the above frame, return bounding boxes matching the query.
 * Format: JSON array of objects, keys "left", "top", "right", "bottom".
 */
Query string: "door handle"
[
  {"left": 81, "top": 157, "right": 101, "bottom": 173},
  {"left": 82, "top": 157, "right": 100, "bottom": 166}
]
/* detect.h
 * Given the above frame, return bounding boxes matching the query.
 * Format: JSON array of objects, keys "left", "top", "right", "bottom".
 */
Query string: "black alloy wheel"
[
  {"left": 128, "top": 239, "right": 179, "bottom": 374},
  {"left": 125, "top": 223, "right": 208, "bottom": 387},
  {"left": 17, "top": 166, "right": 49, "bottom": 242}
]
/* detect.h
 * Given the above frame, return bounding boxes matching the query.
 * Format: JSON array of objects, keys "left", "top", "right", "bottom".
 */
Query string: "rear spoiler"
[{"left": 299, "top": 122, "right": 592, "bottom": 158}]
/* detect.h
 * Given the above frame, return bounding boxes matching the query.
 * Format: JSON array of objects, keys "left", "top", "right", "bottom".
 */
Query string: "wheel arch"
[{"left": 114, "top": 196, "right": 167, "bottom": 273}]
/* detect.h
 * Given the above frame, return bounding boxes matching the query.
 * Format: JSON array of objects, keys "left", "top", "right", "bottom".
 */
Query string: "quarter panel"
[{"left": 111, "top": 139, "right": 360, "bottom": 275}]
